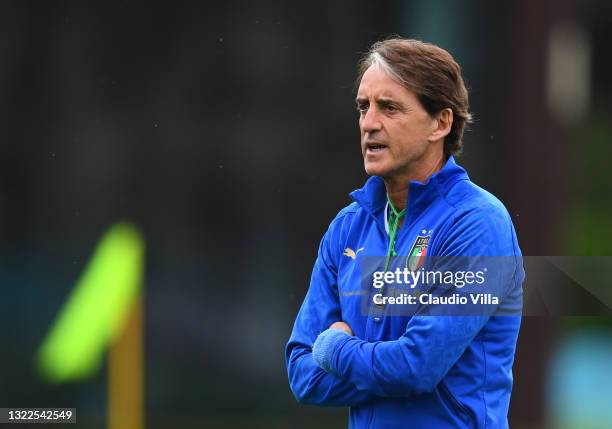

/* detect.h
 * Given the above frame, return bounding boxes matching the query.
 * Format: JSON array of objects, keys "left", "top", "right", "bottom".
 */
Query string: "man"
[{"left": 285, "top": 38, "right": 524, "bottom": 429}]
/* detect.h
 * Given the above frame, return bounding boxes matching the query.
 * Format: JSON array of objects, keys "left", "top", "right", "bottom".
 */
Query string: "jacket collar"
[{"left": 349, "top": 156, "right": 469, "bottom": 226}]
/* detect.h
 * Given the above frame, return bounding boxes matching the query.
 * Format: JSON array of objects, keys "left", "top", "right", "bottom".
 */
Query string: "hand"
[{"left": 329, "top": 321, "right": 353, "bottom": 336}]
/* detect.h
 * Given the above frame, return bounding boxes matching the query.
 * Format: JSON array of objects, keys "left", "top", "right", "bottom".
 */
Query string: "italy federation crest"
[{"left": 406, "top": 232, "right": 431, "bottom": 271}]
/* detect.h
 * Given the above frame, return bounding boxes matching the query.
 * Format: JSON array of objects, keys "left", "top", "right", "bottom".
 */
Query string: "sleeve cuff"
[{"left": 312, "top": 328, "right": 350, "bottom": 373}]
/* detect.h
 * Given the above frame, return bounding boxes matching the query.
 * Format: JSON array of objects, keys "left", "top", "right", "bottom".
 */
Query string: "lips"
[{"left": 365, "top": 141, "right": 388, "bottom": 153}]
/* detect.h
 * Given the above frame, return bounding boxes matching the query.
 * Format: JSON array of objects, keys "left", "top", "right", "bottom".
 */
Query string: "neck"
[{"left": 384, "top": 151, "right": 446, "bottom": 211}]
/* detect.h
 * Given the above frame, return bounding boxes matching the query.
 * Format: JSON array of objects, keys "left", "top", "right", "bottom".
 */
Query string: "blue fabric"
[
  {"left": 285, "top": 156, "right": 524, "bottom": 428},
  {"left": 312, "top": 328, "right": 350, "bottom": 374}
]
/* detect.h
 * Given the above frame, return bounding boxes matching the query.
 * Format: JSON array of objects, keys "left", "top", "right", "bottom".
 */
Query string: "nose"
[{"left": 360, "top": 106, "right": 382, "bottom": 133}]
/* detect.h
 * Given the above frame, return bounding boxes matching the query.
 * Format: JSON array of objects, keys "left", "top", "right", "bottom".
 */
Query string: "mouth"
[{"left": 364, "top": 141, "right": 388, "bottom": 154}]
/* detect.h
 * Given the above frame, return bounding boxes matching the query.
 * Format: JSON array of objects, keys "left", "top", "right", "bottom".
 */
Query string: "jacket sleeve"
[
  {"left": 285, "top": 218, "right": 379, "bottom": 406},
  {"left": 323, "top": 207, "right": 524, "bottom": 397}
]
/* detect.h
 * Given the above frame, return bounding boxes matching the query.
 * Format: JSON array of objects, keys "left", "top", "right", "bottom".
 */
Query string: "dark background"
[{"left": 1, "top": 1, "right": 611, "bottom": 428}]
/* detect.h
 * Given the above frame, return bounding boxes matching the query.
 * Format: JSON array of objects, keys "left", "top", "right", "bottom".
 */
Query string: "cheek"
[
  {"left": 394, "top": 121, "right": 429, "bottom": 146},
  {"left": 388, "top": 125, "right": 412, "bottom": 148}
]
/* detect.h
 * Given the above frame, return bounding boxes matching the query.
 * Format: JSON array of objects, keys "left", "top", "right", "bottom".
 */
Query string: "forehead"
[{"left": 357, "top": 64, "right": 414, "bottom": 100}]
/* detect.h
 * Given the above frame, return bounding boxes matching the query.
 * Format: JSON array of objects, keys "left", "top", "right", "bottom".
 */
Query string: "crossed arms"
[{"left": 285, "top": 208, "right": 522, "bottom": 406}]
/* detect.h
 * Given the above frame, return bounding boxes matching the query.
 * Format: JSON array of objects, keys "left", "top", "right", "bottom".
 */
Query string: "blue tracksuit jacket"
[{"left": 285, "top": 156, "right": 524, "bottom": 428}]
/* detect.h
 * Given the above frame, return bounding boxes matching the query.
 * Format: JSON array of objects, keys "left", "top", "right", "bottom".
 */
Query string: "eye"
[
  {"left": 384, "top": 103, "right": 398, "bottom": 113},
  {"left": 356, "top": 103, "right": 369, "bottom": 115}
]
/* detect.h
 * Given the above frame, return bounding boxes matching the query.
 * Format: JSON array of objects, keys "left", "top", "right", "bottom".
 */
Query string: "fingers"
[{"left": 329, "top": 321, "right": 353, "bottom": 336}]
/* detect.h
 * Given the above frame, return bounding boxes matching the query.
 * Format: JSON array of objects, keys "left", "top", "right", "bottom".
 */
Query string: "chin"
[{"left": 364, "top": 161, "right": 391, "bottom": 177}]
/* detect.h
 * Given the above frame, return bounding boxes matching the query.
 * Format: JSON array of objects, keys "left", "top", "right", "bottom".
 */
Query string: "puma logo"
[{"left": 343, "top": 247, "right": 365, "bottom": 260}]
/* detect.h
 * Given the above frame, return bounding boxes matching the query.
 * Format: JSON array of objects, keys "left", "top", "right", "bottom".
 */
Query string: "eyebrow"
[
  {"left": 356, "top": 95, "right": 399, "bottom": 102},
  {"left": 377, "top": 98, "right": 401, "bottom": 107},
  {"left": 355, "top": 97, "right": 405, "bottom": 109}
]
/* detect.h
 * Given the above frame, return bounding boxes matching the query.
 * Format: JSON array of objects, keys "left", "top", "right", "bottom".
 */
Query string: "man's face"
[{"left": 356, "top": 65, "right": 437, "bottom": 178}]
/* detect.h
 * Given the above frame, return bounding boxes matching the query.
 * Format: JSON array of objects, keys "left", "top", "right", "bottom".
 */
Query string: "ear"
[{"left": 428, "top": 108, "right": 453, "bottom": 142}]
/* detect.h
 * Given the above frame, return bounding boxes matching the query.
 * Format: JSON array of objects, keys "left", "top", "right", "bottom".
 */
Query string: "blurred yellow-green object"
[{"left": 37, "top": 222, "right": 144, "bottom": 382}]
